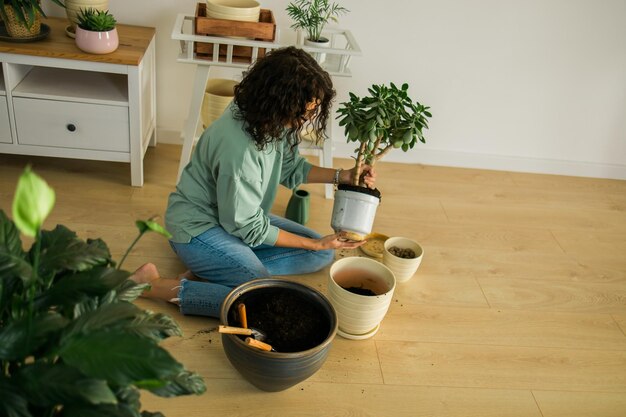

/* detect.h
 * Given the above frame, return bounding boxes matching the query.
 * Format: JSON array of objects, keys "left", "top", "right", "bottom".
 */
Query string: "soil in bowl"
[
  {"left": 227, "top": 288, "right": 330, "bottom": 353},
  {"left": 388, "top": 246, "right": 417, "bottom": 259},
  {"left": 333, "top": 268, "right": 390, "bottom": 296}
]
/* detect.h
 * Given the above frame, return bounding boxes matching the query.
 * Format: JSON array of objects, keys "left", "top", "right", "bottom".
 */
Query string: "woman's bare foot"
[
  {"left": 130, "top": 262, "right": 160, "bottom": 284},
  {"left": 129, "top": 263, "right": 180, "bottom": 305}
]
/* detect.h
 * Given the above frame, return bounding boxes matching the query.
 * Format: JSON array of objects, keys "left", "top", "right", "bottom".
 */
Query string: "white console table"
[
  {"left": 171, "top": 14, "right": 361, "bottom": 198},
  {"left": 0, "top": 18, "right": 156, "bottom": 187}
]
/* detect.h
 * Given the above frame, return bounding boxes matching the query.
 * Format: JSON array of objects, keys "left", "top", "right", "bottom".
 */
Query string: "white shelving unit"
[
  {"left": 0, "top": 65, "right": 10, "bottom": 144},
  {"left": 0, "top": 18, "right": 157, "bottom": 186},
  {"left": 171, "top": 13, "right": 362, "bottom": 198}
]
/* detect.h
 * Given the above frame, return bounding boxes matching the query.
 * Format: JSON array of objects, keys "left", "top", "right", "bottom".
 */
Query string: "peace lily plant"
[
  {"left": 0, "top": 167, "right": 205, "bottom": 417},
  {"left": 331, "top": 83, "right": 432, "bottom": 240}
]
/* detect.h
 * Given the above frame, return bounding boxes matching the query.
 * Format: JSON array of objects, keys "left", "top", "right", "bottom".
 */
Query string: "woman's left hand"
[
  {"left": 360, "top": 165, "right": 377, "bottom": 188},
  {"left": 342, "top": 165, "right": 377, "bottom": 189}
]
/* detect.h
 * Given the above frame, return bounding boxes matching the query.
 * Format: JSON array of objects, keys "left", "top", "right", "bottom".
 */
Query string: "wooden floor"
[{"left": 1, "top": 144, "right": 625, "bottom": 417}]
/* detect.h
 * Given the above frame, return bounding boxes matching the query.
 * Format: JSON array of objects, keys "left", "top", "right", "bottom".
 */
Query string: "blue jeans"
[{"left": 169, "top": 214, "right": 334, "bottom": 317}]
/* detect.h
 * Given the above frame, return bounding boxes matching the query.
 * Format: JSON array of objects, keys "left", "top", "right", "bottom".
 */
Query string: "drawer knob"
[{"left": 66, "top": 124, "right": 77, "bottom": 132}]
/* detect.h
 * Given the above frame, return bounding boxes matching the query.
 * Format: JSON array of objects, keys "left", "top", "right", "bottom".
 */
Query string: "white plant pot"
[
  {"left": 328, "top": 257, "right": 396, "bottom": 339},
  {"left": 331, "top": 187, "right": 380, "bottom": 241},
  {"left": 201, "top": 78, "right": 238, "bottom": 128},
  {"left": 304, "top": 37, "right": 330, "bottom": 64},
  {"left": 382, "top": 237, "right": 424, "bottom": 283}
]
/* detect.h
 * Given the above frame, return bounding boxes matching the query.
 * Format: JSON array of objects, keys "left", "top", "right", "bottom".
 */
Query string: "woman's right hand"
[{"left": 315, "top": 232, "right": 366, "bottom": 250}]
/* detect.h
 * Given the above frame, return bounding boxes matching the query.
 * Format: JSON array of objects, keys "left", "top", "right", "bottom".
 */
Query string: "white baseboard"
[
  {"left": 157, "top": 129, "right": 183, "bottom": 144},
  {"left": 157, "top": 128, "right": 626, "bottom": 180},
  {"left": 333, "top": 142, "right": 626, "bottom": 181}
]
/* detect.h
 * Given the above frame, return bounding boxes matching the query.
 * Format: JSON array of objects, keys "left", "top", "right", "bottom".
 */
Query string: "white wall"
[{"left": 46, "top": 0, "right": 626, "bottom": 179}]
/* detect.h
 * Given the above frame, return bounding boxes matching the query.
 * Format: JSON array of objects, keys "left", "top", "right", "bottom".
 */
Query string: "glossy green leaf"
[
  {"left": 34, "top": 267, "right": 130, "bottom": 311},
  {"left": 62, "top": 404, "right": 139, "bottom": 417},
  {"left": 16, "top": 362, "right": 117, "bottom": 406},
  {"left": 147, "top": 370, "right": 206, "bottom": 397},
  {"left": 0, "top": 210, "right": 32, "bottom": 285},
  {"left": 61, "top": 332, "right": 183, "bottom": 386},
  {"left": 0, "top": 312, "right": 68, "bottom": 360},
  {"left": 0, "top": 376, "right": 32, "bottom": 417},
  {"left": 37, "top": 226, "right": 111, "bottom": 277},
  {"left": 115, "top": 280, "right": 151, "bottom": 303}
]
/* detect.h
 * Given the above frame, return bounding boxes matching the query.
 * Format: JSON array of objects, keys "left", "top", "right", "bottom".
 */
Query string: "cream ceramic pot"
[
  {"left": 201, "top": 78, "right": 238, "bottom": 128},
  {"left": 328, "top": 257, "right": 396, "bottom": 339}
]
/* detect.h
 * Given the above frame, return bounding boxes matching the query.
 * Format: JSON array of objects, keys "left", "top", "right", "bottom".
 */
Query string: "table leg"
[{"left": 177, "top": 65, "right": 210, "bottom": 181}]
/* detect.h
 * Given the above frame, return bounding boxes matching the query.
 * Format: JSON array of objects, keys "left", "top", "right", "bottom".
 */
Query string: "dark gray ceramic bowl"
[{"left": 220, "top": 278, "right": 338, "bottom": 392}]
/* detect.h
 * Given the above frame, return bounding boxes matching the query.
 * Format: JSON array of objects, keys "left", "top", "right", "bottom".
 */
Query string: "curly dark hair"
[{"left": 233, "top": 46, "right": 335, "bottom": 150}]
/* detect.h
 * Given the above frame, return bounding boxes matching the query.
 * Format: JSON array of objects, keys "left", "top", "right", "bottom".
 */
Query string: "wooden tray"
[{"left": 194, "top": 3, "right": 276, "bottom": 62}]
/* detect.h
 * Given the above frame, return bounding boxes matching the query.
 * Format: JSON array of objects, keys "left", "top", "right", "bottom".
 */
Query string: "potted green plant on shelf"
[
  {"left": 64, "top": 0, "right": 109, "bottom": 35},
  {"left": 0, "top": 0, "right": 65, "bottom": 38},
  {"left": 286, "top": 0, "right": 348, "bottom": 63},
  {"left": 332, "top": 82, "right": 432, "bottom": 241},
  {"left": 74, "top": 7, "right": 118, "bottom": 54},
  {"left": 0, "top": 167, "right": 206, "bottom": 417}
]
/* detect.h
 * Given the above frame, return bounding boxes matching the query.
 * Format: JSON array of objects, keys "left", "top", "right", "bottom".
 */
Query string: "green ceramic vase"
[{"left": 285, "top": 189, "right": 310, "bottom": 225}]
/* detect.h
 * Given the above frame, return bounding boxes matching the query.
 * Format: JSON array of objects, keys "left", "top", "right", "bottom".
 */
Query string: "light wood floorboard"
[{"left": 1, "top": 145, "right": 625, "bottom": 416}]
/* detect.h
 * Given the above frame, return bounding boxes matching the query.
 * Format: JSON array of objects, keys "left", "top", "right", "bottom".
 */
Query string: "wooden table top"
[{"left": 0, "top": 17, "right": 155, "bottom": 66}]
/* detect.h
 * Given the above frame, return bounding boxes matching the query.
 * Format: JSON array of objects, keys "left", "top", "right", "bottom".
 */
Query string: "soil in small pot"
[
  {"left": 228, "top": 288, "right": 330, "bottom": 353},
  {"left": 337, "top": 183, "right": 382, "bottom": 200},
  {"left": 333, "top": 268, "right": 390, "bottom": 296},
  {"left": 343, "top": 285, "right": 377, "bottom": 296},
  {"left": 388, "top": 246, "right": 417, "bottom": 259}
]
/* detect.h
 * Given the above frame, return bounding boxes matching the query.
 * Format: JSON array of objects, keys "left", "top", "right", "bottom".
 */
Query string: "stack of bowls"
[{"left": 206, "top": 0, "right": 261, "bottom": 22}]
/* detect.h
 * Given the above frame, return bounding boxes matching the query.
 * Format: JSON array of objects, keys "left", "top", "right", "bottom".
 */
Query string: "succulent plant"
[{"left": 76, "top": 7, "right": 117, "bottom": 32}]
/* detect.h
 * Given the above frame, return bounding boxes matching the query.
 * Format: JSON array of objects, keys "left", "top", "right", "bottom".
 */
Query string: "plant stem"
[
  {"left": 353, "top": 141, "right": 366, "bottom": 186},
  {"left": 117, "top": 231, "right": 144, "bottom": 270},
  {"left": 374, "top": 144, "right": 393, "bottom": 163}
]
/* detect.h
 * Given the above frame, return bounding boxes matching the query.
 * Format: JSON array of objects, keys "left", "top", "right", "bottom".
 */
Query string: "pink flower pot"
[{"left": 75, "top": 27, "right": 119, "bottom": 54}]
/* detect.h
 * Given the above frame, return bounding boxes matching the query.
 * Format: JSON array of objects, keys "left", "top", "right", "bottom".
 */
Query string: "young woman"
[{"left": 132, "top": 47, "right": 376, "bottom": 318}]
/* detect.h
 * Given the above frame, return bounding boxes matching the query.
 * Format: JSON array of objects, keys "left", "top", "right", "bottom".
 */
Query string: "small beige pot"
[
  {"left": 328, "top": 257, "right": 395, "bottom": 339},
  {"left": 201, "top": 78, "right": 238, "bottom": 128},
  {"left": 382, "top": 237, "right": 424, "bottom": 283}
]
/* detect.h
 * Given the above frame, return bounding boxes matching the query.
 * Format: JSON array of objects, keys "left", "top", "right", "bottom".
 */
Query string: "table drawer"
[
  {"left": 0, "top": 96, "right": 11, "bottom": 143},
  {"left": 13, "top": 98, "right": 129, "bottom": 152}
]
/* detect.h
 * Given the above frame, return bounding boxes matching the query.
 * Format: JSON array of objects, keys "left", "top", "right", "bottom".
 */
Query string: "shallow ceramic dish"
[{"left": 359, "top": 232, "right": 389, "bottom": 258}]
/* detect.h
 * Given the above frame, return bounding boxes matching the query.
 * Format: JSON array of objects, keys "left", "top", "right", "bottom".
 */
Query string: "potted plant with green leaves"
[
  {"left": 74, "top": 7, "right": 118, "bottom": 54},
  {"left": 332, "top": 82, "right": 432, "bottom": 241},
  {"left": 0, "top": 167, "right": 206, "bottom": 416},
  {"left": 64, "top": 0, "right": 109, "bottom": 36},
  {"left": 0, "top": 0, "right": 65, "bottom": 39},
  {"left": 286, "top": 0, "right": 348, "bottom": 63}
]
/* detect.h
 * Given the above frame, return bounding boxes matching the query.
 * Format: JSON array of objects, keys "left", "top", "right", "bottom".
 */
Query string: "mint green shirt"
[{"left": 165, "top": 104, "right": 312, "bottom": 247}]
